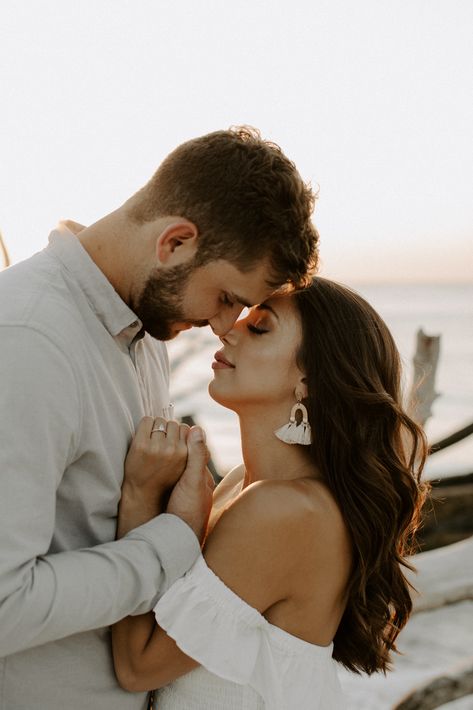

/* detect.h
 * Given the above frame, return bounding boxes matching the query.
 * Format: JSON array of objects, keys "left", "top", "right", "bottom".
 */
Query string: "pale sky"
[{"left": 1, "top": 0, "right": 472, "bottom": 282}]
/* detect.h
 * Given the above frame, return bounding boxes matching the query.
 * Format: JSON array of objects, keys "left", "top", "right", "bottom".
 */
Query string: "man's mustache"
[{"left": 187, "top": 319, "right": 209, "bottom": 328}]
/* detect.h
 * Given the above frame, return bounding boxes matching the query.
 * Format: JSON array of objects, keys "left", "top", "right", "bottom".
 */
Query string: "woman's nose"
[
  {"left": 218, "top": 321, "right": 242, "bottom": 345},
  {"left": 218, "top": 329, "right": 236, "bottom": 345}
]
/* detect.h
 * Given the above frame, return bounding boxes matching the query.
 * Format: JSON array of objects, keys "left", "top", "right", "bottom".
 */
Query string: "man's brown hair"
[{"left": 128, "top": 126, "right": 319, "bottom": 289}]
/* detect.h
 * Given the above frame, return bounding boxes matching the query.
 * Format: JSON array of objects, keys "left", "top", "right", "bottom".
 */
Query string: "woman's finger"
[
  {"left": 149, "top": 416, "right": 167, "bottom": 440},
  {"left": 133, "top": 416, "right": 155, "bottom": 444},
  {"left": 179, "top": 423, "right": 190, "bottom": 441},
  {"left": 164, "top": 420, "right": 180, "bottom": 442}
]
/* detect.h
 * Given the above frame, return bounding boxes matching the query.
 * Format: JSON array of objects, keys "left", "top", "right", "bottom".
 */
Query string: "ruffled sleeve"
[
  {"left": 154, "top": 555, "right": 344, "bottom": 709},
  {"left": 153, "top": 555, "right": 284, "bottom": 707}
]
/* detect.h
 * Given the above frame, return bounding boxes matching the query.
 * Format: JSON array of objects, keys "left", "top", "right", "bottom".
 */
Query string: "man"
[{"left": 0, "top": 127, "right": 318, "bottom": 709}]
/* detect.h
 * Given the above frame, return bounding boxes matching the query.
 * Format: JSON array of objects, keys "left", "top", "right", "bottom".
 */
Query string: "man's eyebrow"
[
  {"left": 256, "top": 303, "right": 279, "bottom": 319},
  {"left": 229, "top": 293, "right": 253, "bottom": 309}
]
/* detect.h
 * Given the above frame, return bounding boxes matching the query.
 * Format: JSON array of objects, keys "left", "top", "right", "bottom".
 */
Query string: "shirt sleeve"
[{"left": 0, "top": 325, "right": 200, "bottom": 657}]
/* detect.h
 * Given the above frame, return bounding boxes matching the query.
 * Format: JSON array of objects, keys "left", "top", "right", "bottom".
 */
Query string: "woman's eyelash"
[{"left": 247, "top": 324, "right": 268, "bottom": 335}]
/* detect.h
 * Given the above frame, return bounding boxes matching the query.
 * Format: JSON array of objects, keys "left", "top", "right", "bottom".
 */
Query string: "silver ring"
[{"left": 151, "top": 423, "right": 167, "bottom": 436}]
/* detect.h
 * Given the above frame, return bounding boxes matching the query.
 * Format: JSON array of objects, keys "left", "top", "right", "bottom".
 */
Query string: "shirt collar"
[{"left": 46, "top": 221, "right": 143, "bottom": 339}]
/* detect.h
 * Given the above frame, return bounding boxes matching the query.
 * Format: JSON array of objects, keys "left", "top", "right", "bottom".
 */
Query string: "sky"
[{"left": 1, "top": 0, "right": 472, "bottom": 283}]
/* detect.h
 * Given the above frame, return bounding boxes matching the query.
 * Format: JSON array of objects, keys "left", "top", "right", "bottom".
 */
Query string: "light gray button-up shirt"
[{"left": 0, "top": 225, "right": 201, "bottom": 710}]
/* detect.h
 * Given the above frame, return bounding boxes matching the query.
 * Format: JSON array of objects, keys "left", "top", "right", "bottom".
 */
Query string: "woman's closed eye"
[{"left": 247, "top": 323, "right": 269, "bottom": 335}]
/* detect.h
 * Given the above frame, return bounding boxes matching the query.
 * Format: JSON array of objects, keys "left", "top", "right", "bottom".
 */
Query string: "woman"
[{"left": 112, "top": 278, "right": 429, "bottom": 709}]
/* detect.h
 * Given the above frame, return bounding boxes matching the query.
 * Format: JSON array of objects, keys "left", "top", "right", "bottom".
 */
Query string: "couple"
[{"left": 0, "top": 127, "right": 427, "bottom": 709}]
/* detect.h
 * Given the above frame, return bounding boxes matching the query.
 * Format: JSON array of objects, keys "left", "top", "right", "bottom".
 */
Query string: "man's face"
[{"left": 133, "top": 258, "right": 275, "bottom": 341}]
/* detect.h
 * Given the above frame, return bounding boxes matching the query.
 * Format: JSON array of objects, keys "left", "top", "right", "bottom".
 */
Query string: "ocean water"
[{"left": 168, "top": 283, "right": 473, "bottom": 479}]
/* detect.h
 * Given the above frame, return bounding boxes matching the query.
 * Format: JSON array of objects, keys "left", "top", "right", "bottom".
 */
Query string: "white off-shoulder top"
[{"left": 153, "top": 556, "right": 345, "bottom": 709}]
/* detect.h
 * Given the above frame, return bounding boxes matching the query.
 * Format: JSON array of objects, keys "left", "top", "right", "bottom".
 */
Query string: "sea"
[{"left": 168, "top": 283, "right": 473, "bottom": 481}]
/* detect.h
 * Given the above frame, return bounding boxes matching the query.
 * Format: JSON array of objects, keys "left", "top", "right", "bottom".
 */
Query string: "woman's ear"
[{"left": 295, "top": 376, "right": 308, "bottom": 401}]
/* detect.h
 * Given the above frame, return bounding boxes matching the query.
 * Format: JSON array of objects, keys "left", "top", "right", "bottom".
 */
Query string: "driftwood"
[
  {"left": 407, "top": 535, "right": 473, "bottom": 613},
  {"left": 0, "top": 230, "right": 10, "bottom": 269},
  {"left": 408, "top": 328, "right": 441, "bottom": 427},
  {"left": 393, "top": 656, "right": 473, "bottom": 710},
  {"left": 371, "top": 540, "right": 473, "bottom": 709},
  {"left": 405, "top": 328, "right": 473, "bottom": 551},
  {"left": 418, "top": 473, "right": 473, "bottom": 551},
  {"left": 391, "top": 331, "right": 473, "bottom": 709},
  {"left": 430, "top": 421, "right": 473, "bottom": 455}
]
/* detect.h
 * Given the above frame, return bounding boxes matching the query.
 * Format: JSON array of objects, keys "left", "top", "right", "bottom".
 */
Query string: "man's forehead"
[
  {"left": 226, "top": 291, "right": 253, "bottom": 308},
  {"left": 216, "top": 260, "right": 276, "bottom": 304},
  {"left": 231, "top": 283, "right": 276, "bottom": 308}
]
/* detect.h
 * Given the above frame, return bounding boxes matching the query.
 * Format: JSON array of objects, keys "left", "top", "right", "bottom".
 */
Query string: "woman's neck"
[{"left": 237, "top": 409, "right": 317, "bottom": 488}]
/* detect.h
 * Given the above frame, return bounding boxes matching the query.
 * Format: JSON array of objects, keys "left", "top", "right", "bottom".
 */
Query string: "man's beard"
[{"left": 133, "top": 262, "right": 207, "bottom": 340}]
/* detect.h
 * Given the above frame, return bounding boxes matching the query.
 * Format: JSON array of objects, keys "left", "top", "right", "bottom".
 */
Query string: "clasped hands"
[{"left": 118, "top": 416, "right": 215, "bottom": 544}]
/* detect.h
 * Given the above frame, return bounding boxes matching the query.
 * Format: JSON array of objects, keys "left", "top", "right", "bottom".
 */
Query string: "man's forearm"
[{"left": 0, "top": 515, "right": 200, "bottom": 657}]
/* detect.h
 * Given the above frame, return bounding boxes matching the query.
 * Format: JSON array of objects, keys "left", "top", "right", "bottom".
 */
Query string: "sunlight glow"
[{"left": 1, "top": 0, "right": 472, "bottom": 282}]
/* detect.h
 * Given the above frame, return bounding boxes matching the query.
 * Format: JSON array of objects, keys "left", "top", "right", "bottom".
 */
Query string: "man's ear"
[{"left": 156, "top": 220, "right": 198, "bottom": 265}]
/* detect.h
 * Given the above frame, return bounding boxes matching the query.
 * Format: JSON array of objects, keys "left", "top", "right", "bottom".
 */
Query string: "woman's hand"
[
  {"left": 166, "top": 427, "right": 215, "bottom": 544},
  {"left": 124, "top": 416, "right": 190, "bottom": 494},
  {"left": 117, "top": 416, "right": 190, "bottom": 537}
]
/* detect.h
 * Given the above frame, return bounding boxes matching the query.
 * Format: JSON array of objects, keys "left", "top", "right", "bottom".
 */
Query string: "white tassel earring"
[{"left": 274, "top": 396, "right": 312, "bottom": 446}]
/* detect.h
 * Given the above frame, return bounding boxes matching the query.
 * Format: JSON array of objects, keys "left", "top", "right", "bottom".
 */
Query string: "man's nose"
[{"left": 209, "top": 305, "right": 244, "bottom": 337}]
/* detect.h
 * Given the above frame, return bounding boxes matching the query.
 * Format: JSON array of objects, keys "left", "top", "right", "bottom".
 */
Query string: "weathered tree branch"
[
  {"left": 418, "top": 476, "right": 473, "bottom": 551},
  {"left": 393, "top": 656, "right": 473, "bottom": 709},
  {"left": 430, "top": 421, "right": 473, "bottom": 454},
  {"left": 0, "top": 230, "right": 10, "bottom": 269},
  {"left": 407, "top": 536, "right": 473, "bottom": 613}
]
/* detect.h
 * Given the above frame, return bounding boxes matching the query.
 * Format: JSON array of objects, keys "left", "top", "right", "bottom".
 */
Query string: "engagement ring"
[{"left": 151, "top": 423, "right": 167, "bottom": 436}]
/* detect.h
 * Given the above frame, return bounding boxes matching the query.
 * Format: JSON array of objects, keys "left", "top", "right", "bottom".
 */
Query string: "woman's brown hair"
[{"left": 294, "top": 278, "right": 429, "bottom": 675}]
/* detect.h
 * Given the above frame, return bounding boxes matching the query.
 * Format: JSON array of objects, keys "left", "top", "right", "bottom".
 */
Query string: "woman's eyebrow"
[{"left": 256, "top": 303, "right": 279, "bottom": 320}]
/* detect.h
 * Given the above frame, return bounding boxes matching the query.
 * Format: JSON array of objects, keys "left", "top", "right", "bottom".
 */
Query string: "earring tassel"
[{"left": 274, "top": 421, "right": 312, "bottom": 445}]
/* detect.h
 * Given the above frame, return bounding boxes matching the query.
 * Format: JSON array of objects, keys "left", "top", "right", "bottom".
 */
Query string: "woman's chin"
[{"left": 208, "top": 381, "right": 238, "bottom": 412}]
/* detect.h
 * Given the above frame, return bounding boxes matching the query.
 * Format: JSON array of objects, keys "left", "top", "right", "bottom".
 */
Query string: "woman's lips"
[{"left": 212, "top": 351, "right": 235, "bottom": 369}]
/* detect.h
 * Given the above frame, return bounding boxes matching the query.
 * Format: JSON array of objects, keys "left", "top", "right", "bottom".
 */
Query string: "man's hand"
[{"left": 167, "top": 427, "right": 215, "bottom": 544}]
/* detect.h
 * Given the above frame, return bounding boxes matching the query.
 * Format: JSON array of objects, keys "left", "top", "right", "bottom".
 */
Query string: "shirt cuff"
[{"left": 125, "top": 513, "right": 201, "bottom": 592}]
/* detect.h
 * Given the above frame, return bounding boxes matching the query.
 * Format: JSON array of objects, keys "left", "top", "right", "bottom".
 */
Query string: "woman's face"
[{"left": 208, "top": 293, "right": 305, "bottom": 414}]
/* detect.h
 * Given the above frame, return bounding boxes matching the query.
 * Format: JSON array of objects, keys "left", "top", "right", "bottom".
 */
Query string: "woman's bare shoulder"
[
  {"left": 236, "top": 476, "right": 340, "bottom": 521},
  {"left": 212, "top": 476, "right": 345, "bottom": 551},
  {"left": 203, "top": 479, "right": 315, "bottom": 612},
  {"left": 204, "top": 476, "right": 350, "bottom": 612}
]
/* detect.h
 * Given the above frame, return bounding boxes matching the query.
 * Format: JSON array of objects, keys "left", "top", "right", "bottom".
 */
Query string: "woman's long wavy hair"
[{"left": 293, "top": 278, "right": 429, "bottom": 675}]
